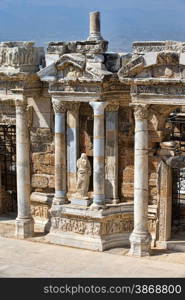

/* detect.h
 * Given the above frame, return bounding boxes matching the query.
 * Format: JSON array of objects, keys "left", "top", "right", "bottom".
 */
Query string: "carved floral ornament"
[
  {"left": 133, "top": 104, "right": 149, "bottom": 120},
  {"left": 52, "top": 100, "right": 67, "bottom": 113},
  {"left": 52, "top": 100, "right": 81, "bottom": 113},
  {"left": 106, "top": 103, "right": 119, "bottom": 112}
]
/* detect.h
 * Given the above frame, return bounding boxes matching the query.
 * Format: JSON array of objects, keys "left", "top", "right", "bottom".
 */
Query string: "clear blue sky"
[{"left": 0, "top": 0, "right": 185, "bottom": 51}]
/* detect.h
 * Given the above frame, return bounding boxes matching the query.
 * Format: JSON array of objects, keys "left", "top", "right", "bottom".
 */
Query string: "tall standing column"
[
  {"left": 105, "top": 104, "right": 119, "bottom": 204},
  {"left": 89, "top": 101, "right": 107, "bottom": 208},
  {"left": 129, "top": 104, "right": 152, "bottom": 256},
  {"left": 52, "top": 99, "right": 67, "bottom": 205},
  {"left": 67, "top": 102, "right": 80, "bottom": 193},
  {"left": 15, "top": 101, "right": 34, "bottom": 238}
]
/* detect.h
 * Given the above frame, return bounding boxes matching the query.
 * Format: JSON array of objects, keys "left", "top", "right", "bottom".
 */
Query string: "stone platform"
[{"left": 46, "top": 203, "right": 134, "bottom": 251}]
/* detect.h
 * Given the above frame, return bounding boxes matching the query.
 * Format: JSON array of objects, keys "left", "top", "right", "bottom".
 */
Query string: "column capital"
[
  {"left": 52, "top": 99, "right": 67, "bottom": 113},
  {"left": 132, "top": 104, "right": 149, "bottom": 120},
  {"left": 89, "top": 101, "right": 108, "bottom": 115},
  {"left": 106, "top": 103, "right": 119, "bottom": 112},
  {"left": 15, "top": 100, "right": 27, "bottom": 114}
]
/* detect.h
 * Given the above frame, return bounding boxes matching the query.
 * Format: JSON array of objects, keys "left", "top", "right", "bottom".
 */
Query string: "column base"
[
  {"left": 53, "top": 196, "right": 68, "bottom": 205},
  {"left": 90, "top": 202, "right": 105, "bottom": 210},
  {"left": 129, "top": 231, "right": 152, "bottom": 257},
  {"left": 15, "top": 217, "right": 34, "bottom": 239}
]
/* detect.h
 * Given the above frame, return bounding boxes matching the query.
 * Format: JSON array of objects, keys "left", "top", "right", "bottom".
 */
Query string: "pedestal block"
[{"left": 47, "top": 203, "right": 133, "bottom": 251}]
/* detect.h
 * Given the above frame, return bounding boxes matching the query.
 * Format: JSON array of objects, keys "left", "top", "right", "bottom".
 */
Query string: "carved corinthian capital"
[
  {"left": 133, "top": 104, "right": 149, "bottom": 120},
  {"left": 15, "top": 100, "right": 27, "bottom": 114},
  {"left": 52, "top": 99, "right": 67, "bottom": 113},
  {"left": 106, "top": 103, "right": 119, "bottom": 112}
]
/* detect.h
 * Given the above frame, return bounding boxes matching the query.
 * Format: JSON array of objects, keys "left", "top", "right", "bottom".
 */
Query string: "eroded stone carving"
[
  {"left": 50, "top": 214, "right": 133, "bottom": 235},
  {"left": 131, "top": 85, "right": 185, "bottom": 96},
  {"left": 133, "top": 104, "right": 149, "bottom": 120},
  {"left": 31, "top": 205, "right": 49, "bottom": 219},
  {"left": 0, "top": 42, "right": 42, "bottom": 67},
  {"left": 52, "top": 100, "right": 67, "bottom": 113},
  {"left": 76, "top": 153, "right": 91, "bottom": 198}
]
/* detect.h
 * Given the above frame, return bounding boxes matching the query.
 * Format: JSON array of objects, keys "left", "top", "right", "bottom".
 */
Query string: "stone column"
[
  {"left": 15, "top": 101, "right": 34, "bottom": 238},
  {"left": 89, "top": 101, "right": 107, "bottom": 208},
  {"left": 129, "top": 104, "right": 152, "bottom": 256},
  {"left": 88, "top": 11, "right": 103, "bottom": 41},
  {"left": 52, "top": 99, "right": 67, "bottom": 205},
  {"left": 105, "top": 104, "right": 119, "bottom": 204},
  {"left": 67, "top": 102, "right": 80, "bottom": 193}
]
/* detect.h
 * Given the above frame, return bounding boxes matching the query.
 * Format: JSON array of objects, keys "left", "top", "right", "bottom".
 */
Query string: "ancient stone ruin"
[{"left": 0, "top": 11, "right": 185, "bottom": 256}]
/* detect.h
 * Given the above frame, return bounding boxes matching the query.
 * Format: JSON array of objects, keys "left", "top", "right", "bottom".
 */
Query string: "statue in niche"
[{"left": 76, "top": 153, "right": 91, "bottom": 198}]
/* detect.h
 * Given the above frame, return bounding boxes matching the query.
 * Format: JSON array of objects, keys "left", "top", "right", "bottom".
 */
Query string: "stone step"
[
  {"left": 167, "top": 240, "right": 185, "bottom": 252},
  {"left": 0, "top": 214, "right": 16, "bottom": 238}
]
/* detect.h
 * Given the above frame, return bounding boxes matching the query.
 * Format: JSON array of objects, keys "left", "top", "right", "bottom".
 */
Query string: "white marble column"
[
  {"left": 129, "top": 104, "right": 152, "bottom": 256},
  {"left": 15, "top": 101, "right": 34, "bottom": 238},
  {"left": 52, "top": 99, "right": 67, "bottom": 205},
  {"left": 67, "top": 102, "right": 80, "bottom": 193},
  {"left": 89, "top": 101, "right": 107, "bottom": 208},
  {"left": 105, "top": 104, "right": 119, "bottom": 204}
]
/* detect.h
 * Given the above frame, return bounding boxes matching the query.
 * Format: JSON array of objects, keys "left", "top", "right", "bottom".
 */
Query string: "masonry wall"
[{"left": 29, "top": 96, "right": 55, "bottom": 194}]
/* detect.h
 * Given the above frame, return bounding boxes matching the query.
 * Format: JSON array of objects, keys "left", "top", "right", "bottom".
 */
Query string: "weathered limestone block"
[
  {"left": 31, "top": 174, "right": 54, "bottom": 191},
  {"left": 47, "top": 203, "right": 134, "bottom": 251},
  {"left": 32, "top": 174, "right": 49, "bottom": 189},
  {"left": 30, "top": 128, "right": 53, "bottom": 144},
  {"left": 0, "top": 41, "right": 44, "bottom": 73},
  {"left": 47, "top": 40, "right": 108, "bottom": 56},
  {"left": 32, "top": 153, "right": 55, "bottom": 175}
]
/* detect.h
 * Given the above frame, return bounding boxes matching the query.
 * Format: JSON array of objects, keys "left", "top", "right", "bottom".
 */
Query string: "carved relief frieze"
[
  {"left": 131, "top": 85, "right": 185, "bottom": 96},
  {"left": 0, "top": 44, "right": 38, "bottom": 67},
  {"left": 133, "top": 41, "right": 181, "bottom": 54},
  {"left": 51, "top": 214, "right": 133, "bottom": 236},
  {"left": 49, "top": 83, "right": 101, "bottom": 93},
  {"left": 31, "top": 204, "right": 49, "bottom": 219}
]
